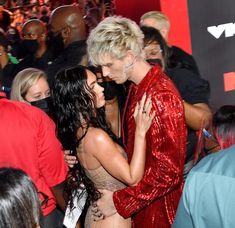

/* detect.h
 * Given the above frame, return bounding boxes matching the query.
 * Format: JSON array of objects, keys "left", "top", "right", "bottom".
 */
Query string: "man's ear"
[
  {"left": 40, "top": 33, "right": 46, "bottom": 41},
  {"left": 125, "top": 50, "right": 136, "bottom": 64},
  {"left": 61, "top": 26, "right": 71, "bottom": 39},
  {"left": 160, "top": 28, "right": 169, "bottom": 42}
]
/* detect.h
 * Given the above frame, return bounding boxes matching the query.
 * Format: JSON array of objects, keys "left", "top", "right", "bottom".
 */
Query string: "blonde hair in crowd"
[
  {"left": 87, "top": 16, "right": 145, "bottom": 65},
  {"left": 140, "top": 11, "right": 170, "bottom": 31},
  {"left": 11, "top": 68, "right": 47, "bottom": 102}
]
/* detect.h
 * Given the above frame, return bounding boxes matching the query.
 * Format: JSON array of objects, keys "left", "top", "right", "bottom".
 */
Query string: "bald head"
[
  {"left": 50, "top": 5, "right": 86, "bottom": 47},
  {"left": 22, "top": 19, "right": 46, "bottom": 36},
  {"left": 21, "top": 19, "right": 48, "bottom": 57},
  {"left": 22, "top": 19, "right": 46, "bottom": 41}
]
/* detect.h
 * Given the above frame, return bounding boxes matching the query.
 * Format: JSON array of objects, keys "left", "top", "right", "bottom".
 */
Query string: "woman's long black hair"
[{"left": 52, "top": 65, "right": 121, "bottom": 209}]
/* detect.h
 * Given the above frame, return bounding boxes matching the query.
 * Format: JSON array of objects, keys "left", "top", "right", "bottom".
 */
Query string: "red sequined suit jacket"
[{"left": 113, "top": 65, "right": 187, "bottom": 228}]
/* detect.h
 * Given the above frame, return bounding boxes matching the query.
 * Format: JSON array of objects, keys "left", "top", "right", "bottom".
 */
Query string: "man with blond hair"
[
  {"left": 140, "top": 11, "right": 170, "bottom": 41},
  {"left": 87, "top": 16, "right": 187, "bottom": 227},
  {"left": 140, "top": 10, "right": 200, "bottom": 75}
]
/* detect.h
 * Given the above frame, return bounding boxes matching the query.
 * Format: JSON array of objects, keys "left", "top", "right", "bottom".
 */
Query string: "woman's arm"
[{"left": 84, "top": 94, "right": 155, "bottom": 186}]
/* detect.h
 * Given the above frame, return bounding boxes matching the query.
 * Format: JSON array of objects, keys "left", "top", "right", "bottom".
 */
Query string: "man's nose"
[{"left": 102, "top": 66, "right": 109, "bottom": 77}]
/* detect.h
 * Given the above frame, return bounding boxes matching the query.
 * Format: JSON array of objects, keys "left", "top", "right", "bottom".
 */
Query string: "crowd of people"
[{"left": 0, "top": 1, "right": 234, "bottom": 228}]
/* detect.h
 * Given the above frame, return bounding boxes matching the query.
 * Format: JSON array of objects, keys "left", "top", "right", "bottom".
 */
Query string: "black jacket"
[{"left": 46, "top": 40, "right": 87, "bottom": 87}]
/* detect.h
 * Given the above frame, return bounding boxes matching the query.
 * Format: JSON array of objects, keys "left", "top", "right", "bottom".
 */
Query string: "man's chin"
[
  {"left": 111, "top": 75, "right": 127, "bottom": 84},
  {"left": 115, "top": 78, "right": 126, "bottom": 84}
]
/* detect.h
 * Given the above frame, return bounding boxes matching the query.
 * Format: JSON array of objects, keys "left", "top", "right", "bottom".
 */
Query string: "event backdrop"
[
  {"left": 116, "top": 0, "right": 235, "bottom": 110},
  {"left": 188, "top": 0, "right": 235, "bottom": 110}
]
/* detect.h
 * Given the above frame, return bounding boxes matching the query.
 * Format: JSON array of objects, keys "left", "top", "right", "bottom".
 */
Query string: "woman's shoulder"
[
  {"left": 84, "top": 127, "right": 113, "bottom": 148},
  {"left": 87, "top": 127, "right": 109, "bottom": 139}
]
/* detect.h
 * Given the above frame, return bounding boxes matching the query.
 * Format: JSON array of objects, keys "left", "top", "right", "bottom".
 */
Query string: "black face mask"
[
  {"left": 47, "top": 31, "right": 65, "bottom": 58},
  {"left": 147, "top": 58, "right": 163, "bottom": 67},
  {"left": 30, "top": 97, "right": 53, "bottom": 116},
  {"left": 18, "top": 39, "right": 39, "bottom": 58},
  {"left": 99, "top": 81, "right": 119, "bottom": 101}
]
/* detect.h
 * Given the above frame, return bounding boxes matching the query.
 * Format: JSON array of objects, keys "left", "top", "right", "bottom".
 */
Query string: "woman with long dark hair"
[{"left": 52, "top": 65, "right": 154, "bottom": 228}]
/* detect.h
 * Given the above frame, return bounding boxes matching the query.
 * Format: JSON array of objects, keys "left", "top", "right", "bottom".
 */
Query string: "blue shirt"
[{"left": 173, "top": 144, "right": 235, "bottom": 228}]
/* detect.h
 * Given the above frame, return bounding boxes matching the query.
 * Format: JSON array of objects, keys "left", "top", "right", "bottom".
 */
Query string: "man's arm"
[
  {"left": 37, "top": 111, "right": 68, "bottom": 209},
  {"left": 113, "top": 149, "right": 183, "bottom": 218},
  {"left": 112, "top": 91, "right": 187, "bottom": 218},
  {"left": 51, "top": 181, "right": 66, "bottom": 211},
  {"left": 181, "top": 71, "right": 211, "bottom": 130},
  {"left": 184, "top": 102, "right": 212, "bottom": 130}
]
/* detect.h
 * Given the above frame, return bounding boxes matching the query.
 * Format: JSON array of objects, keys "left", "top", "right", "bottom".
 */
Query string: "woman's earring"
[{"left": 0, "top": 52, "right": 2, "bottom": 56}]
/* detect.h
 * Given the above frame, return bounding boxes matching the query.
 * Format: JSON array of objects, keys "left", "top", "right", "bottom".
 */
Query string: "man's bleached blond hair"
[
  {"left": 140, "top": 11, "right": 170, "bottom": 31},
  {"left": 87, "top": 16, "right": 145, "bottom": 65}
]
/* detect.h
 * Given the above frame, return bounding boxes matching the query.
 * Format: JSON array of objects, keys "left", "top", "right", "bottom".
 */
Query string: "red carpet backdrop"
[
  {"left": 116, "top": 0, "right": 235, "bottom": 110},
  {"left": 188, "top": 0, "right": 235, "bottom": 110}
]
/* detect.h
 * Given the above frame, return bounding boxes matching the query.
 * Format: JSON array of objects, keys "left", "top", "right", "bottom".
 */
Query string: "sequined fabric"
[
  {"left": 85, "top": 165, "right": 126, "bottom": 191},
  {"left": 113, "top": 65, "right": 187, "bottom": 228},
  {"left": 84, "top": 155, "right": 131, "bottom": 228}
]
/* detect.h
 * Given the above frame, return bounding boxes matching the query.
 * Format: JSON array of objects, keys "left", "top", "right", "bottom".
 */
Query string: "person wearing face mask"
[
  {"left": 6, "top": 26, "right": 22, "bottom": 59},
  {"left": 46, "top": 5, "right": 87, "bottom": 87},
  {"left": 10, "top": 67, "right": 54, "bottom": 117},
  {"left": 140, "top": 11, "right": 200, "bottom": 76},
  {"left": 0, "top": 31, "right": 20, "bottom": 98},
  {"left": 141, "top": 26, "right": 212, "bottom": 178},
  {"left": 18, "top": 19, "right": 54, "bottom": 71},
  {"left": 0, "top": 67, "right": 68, "bottom": 228}
]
